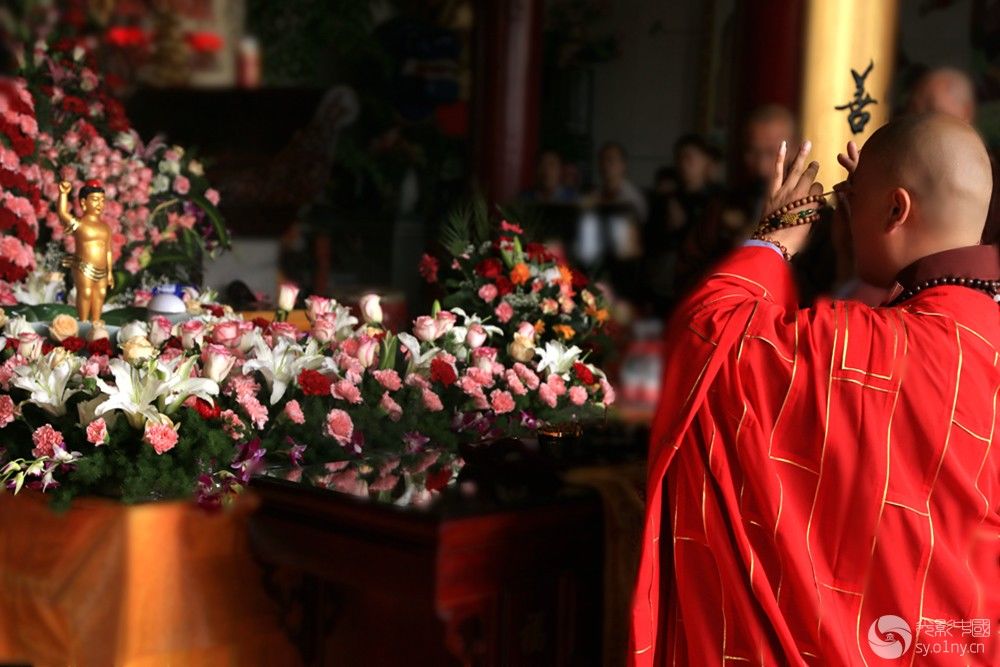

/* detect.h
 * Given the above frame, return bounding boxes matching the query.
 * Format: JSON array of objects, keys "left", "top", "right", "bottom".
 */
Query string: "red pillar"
[{"left": 472, "top": 0, "right": 543, "bottom": 204}]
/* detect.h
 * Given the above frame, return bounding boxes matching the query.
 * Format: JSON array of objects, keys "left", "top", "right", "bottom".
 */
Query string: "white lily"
[
  {"left": 95, "top": 356, "right": 219, "bottom": 428},
  {"left": 242, "top": 332, "right": 331, "bottom": 404},
  {"left": 12, "top": 351, "right": 83, "bottom": 416},
  {"left": 396, "top": 331, "right": 440, "bottom": 373},
  {"left": 327, "top": 303, "right": 359, "bottom": 340},
  {"left": 12, "top": 268, "right": 63, "bottom": 306},
  {"left": 535, "top": 339, "right": 584, "bottom": 377},
  {"left": 4, "top": 315, "right": 34, "bottom": 338}
]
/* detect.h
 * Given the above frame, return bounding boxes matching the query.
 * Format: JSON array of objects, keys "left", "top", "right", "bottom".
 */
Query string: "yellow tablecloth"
[{"left": 0, "top": 492, "right": 298, "bottom": 667}]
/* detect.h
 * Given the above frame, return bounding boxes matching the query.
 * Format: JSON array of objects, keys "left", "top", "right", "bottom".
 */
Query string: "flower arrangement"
[
  {"left": 0, "top": 38, "right": 229, "bottom": 305},
  {"left": 424, "top": 202, "right": 611, "bottom": 367},
  {"left": 0, "top": 288, "right": 614, "bottom": 507}
]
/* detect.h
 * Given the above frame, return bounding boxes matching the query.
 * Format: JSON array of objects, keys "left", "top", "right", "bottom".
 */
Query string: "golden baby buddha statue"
[{"left": 57, "top": 179, "right": 114, "bottom": 323}]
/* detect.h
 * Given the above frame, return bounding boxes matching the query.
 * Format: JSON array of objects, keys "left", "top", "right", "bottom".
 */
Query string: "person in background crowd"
[
  {"left": 596, "top": 141, "right": 649, "bottom": 224},
  {"left": 737, "top": 104, "right": 798, "bottom": 222},
  {"left": 652, "top": 166, "right": 679, "bottom": 196},
  {"left": 907, "top": 66, "right": 1000, "bottom": 244},
  {"left": 522, "top": 149, "right": 577, "bottom": 204}
]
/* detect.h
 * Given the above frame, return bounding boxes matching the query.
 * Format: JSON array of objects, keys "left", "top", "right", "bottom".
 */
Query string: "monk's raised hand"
[
  {"left": 764, "top": 140, "right": 822, "bottom": 219},
  {"left": 836, "top": 140, "right": 859, "bottom": 175}
]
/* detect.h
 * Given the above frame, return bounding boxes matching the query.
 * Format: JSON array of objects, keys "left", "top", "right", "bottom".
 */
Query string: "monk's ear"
[{"left": 885, "top": 187, "right": 912, "bottom": 232}]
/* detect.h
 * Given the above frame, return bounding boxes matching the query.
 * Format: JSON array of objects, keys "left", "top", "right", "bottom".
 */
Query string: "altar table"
[
  {"left": 249, "top": 476, "right": 605, "bottom": 666},
  {"left": 0, "top": 493, "right": 297, "bottom": 667}
]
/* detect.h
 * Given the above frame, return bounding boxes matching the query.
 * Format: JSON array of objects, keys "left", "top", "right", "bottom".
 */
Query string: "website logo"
[{"left": 868, "top": 615, "right": 913, "bottom": 659}]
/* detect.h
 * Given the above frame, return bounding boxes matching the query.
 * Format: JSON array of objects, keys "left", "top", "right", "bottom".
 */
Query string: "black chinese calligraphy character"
[{"left": 835, "top": 60, "right": 877, "bottom": 134}]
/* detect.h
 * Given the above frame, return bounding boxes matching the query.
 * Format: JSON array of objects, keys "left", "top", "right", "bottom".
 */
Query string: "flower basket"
[{"left": 0, "top": 491, "right": 297, "bottom": 666}]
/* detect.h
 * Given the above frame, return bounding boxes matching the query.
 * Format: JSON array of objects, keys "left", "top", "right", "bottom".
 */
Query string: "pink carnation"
[
  {"left": 86, "top": 418, "right": 108, "bottom": 445},
  {"left": 478, "top": 283, "right": 498, "bottom": 303},
  {"left": 504, "top": 370, "right": 527, "bottom": 396},
  {"left": 332, "top": 379, "right": 362, "bottom": 404},
  {"left": 325, "top": 408, "right": 354, "bottom": 445},
  {"left": 0, "top": 395, "right": 16, "bottom": 428},
  {"left": 284, "top": 399, "right": 306, "bottom": 424},
  {"left": 538, "top": 383, "right": 558, "bottom": 408},
  {"left": 421, "top": 387, "right": 444, "bottom": 412},
  {"left": 494, "top": 301, "right": 514, "bottom": 323},
  {"left": 373, "top": 369, "right": 402, "bottom": 391},
  {"left": 568, "top": 385, "right": 588, "bottom": 406},
  {"left": 205, "top": 188, "right": 221, "bottom": 206},
  {"left": 547, "top": 373, "right": 567, "bottom": 396},
  {"left": 31, "top": 424, "right": 63, "bottom": 457},
  {"left": 379, "top": 392, "right": 403, "bottom": 422},
  {"left": 600, "top": 378, "right": 617, "bottom": 406},
  {"left": 220, "top": 409, "right": 244, "bottom": 440},
  {"left": 144, "top": 421, "right": 178, "bottom": 455},
  {"left": 490, "top": 389, "right": 515, "bottom": 414},
  {"left": 513, "top": 363, "right": 540, "bottom": 390}
]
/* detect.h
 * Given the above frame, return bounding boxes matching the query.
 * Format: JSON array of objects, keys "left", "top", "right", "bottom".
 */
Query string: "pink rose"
[
  {"left": 0, "top": 395, "right": 16, "bottom": 428},
  {"left": 304, "top": 295, "right": 332, "bottom": 324},
  {"left": 413, "top": 315, "right": 438, "bottom": 342},
  {"left": 180, "top": 319, "right": 206, "bottom": 349},
  {"left": 471, "top": 347, "right": 498, "bottom": 373},
  {"left": 600, "top": 378, "right": 616, "bottom": 406},
  {"left": 516, "top": 321, "right": 536, "bottom": 341},
  {"left": 311, "top": 313, "right": 338, "bottom": 344},
  {"left": 205, "top": 188, "right": 220, "bottom": 206},
  {"left": 86, "top": 417, "right": 108, "bottom": 445},
  {"left": 148, "top": 316, "right": 173, "bottom": 347},
  {"left": 421, "top": 387, "right": 444, "bottom": 412},
  {"left": 373, "top": 369, "right": 402, "bottom": 391},
  {"left": 211, "top": 320, "right": 248, "bottom": 348},
  {"left": 478, "top": 284, "right": 498, "bottom": 303},
  {"left": 284, "top": 399, "right": 306, "bottom": 424},
  {"left": 269, "top": 321, "right": 300, "bottom": 342},
  {"left": 490, "top": 389, "right": 515, "bottom": 414},
  {"left": 465, "top": 323, "right": 488, "bottom": 348},
  {"left": 494, "top": 301, "right": 514, "bottom": 324},
  {"left": 356, "top": 337, "right": 379, "bottom": 368},
  {"left": 379, "top": 392, "right": 403, "bottom": 422},
  {"left": 359, "top": 294, "right": 383, "bottom": 324},
  {"left": 201, "top": 344, "right": 236, "bottom": 383},
  {"left": 568, "top": 385, "right": 588, "bottom": 406},
  {"left": 172, "top": 175, "right": 190, "bottom": 195},
  {"left": 144, "top": 420, "right": 179, "bottom": 455},
  {"left": 17, "top": 332, "right": 43, "bottom": 360},
  {"left": 31, "top": 424, "right": 64, "bottom": 457},
  {"left": 434, "top": 311, "right": 457, "bottom": 338},
  {"left": 325, "top": 408, "right": 354, "bottom": 445},
  {"left": 332, "top": 379, "right": 362, "bottom": 404},
  {"left": 132, "top": 290, "right": 153, "bottom": 307}
]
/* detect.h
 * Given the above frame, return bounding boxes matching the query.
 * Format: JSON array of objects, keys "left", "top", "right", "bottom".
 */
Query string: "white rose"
[
  {"left": 277, "top": 283, "right": 300, "bottom": 312},
  {"left": 201, "top": 344, "right": 237, "bottom": 383},
  {"left": 121, "top": 337, "right": 157, "bottom": 364},
  {"left": 507, "top": 333, "right": 535, "bottom": 363},
  {"left": 359, "top": 294, "right": 383, "bottom": 324},
  {"left": 17, "top": 332, "right": 44, "bottom": 360},
  {"left": 117, "top": 320, "right": 149, "bottom": 344},
  {"left": 87, "top": 322, "right": 110, "bottom": 342}
]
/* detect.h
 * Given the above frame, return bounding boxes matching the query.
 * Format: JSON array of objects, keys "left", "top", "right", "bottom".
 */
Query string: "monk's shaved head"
[{"left": 846, "top": 113, "right": 994, "bottom": 286}]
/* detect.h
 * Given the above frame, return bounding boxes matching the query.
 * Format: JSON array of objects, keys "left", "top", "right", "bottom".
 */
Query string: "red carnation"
[
  {"left": 298, "top": 369, "right": 333, "bottom": 396},
  {"left": 61, "top": 96, "right": 88, "bottom": 115},
  {"left": 205, "top": 304, "right": 225, "bottom": 317},
  {"left": 430, "top": 356, "right": 457, "bottom": 386},
  {"left": 418, "top": 253, "right": 439, "bottom": 284},
  {"left": 191, "top": 397, "right": 221, "bottom": 420},
  {"left": 572, "top": 362, "right": 595, "bottom": 385},
  {"left": 252, "top": 317, "right": 270, "bottom": 329},
  {"left": 475, "top": 258, "right": 504, "bottom": 280},
  {"left": 87, "top": 338, "right": 112, "bottom": 356},
  {"left": 60, "top": 336, "right": 86, "bottom": 353},
  {"left": 571, "top": 268, "right": 589, "bottom": 289},
  {"left": 525, "top": 243, "right": 554, "bottom": 263},
  {"left": 426, "top": 466, "right": 452, "bottom": 492},
  {"left": 164, "top": 336, "right": 184, "bottom": 350},
  {"left": 494, "top": 276, "right": 513, "bottom": 297}
]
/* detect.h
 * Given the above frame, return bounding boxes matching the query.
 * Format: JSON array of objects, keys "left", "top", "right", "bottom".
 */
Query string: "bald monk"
[
  {"left": 631, "top": 114, "right": 999, "bottom": 665},
  {"left": 908, "top": 66, "right": 1000, "bottom": 244}
]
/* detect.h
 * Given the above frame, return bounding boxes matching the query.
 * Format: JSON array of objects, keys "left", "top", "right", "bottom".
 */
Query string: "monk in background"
[{"left": 631, "top": 114, "right": 999, "bottom": 665}]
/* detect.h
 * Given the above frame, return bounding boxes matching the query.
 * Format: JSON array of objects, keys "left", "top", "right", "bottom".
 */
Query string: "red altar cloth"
[
  {"left": 631, "top": 246, "right": 999, "bottom": 665},
  {"left": 0, "top": 493, "right": 298, "bottom": 666}
]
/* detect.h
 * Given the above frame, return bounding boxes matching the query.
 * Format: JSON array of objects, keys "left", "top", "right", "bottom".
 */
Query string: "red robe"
[{"left": 631, "top": 245, "right": 1000, "bottom": 665}]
